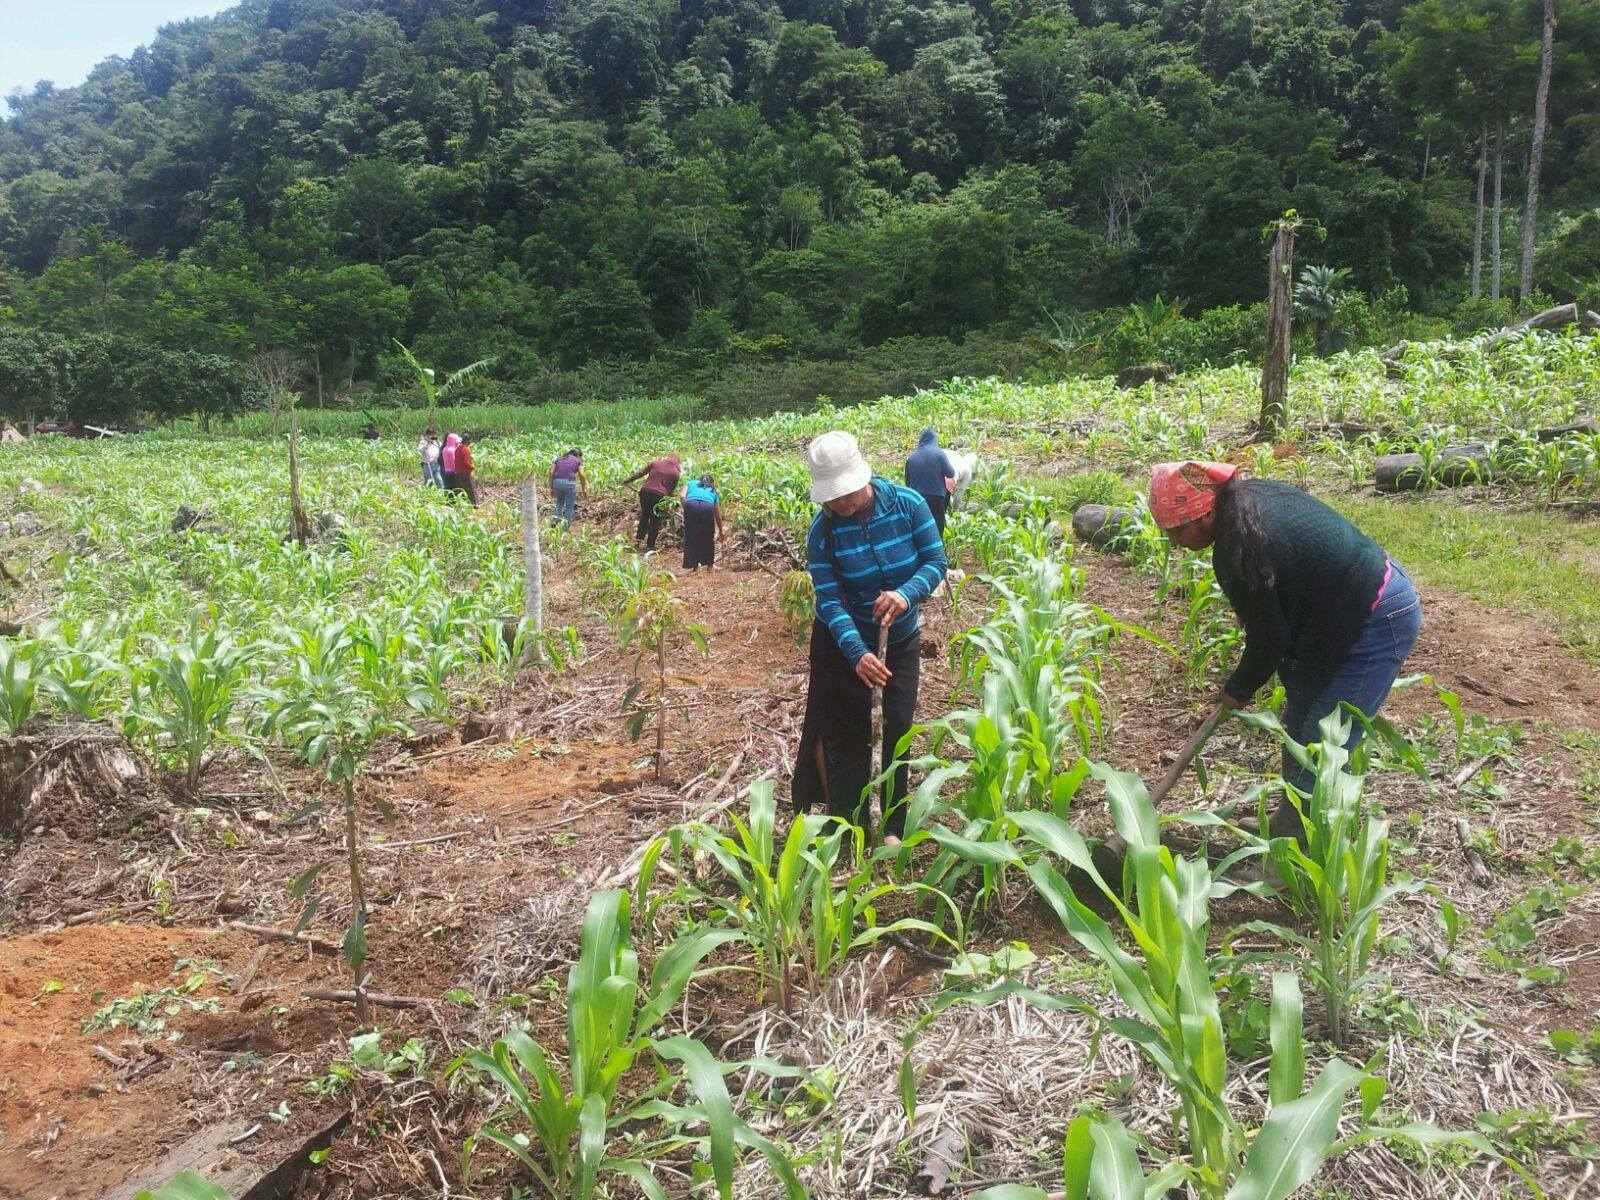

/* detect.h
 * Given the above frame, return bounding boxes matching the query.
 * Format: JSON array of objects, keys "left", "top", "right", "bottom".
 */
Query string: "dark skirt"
[
  {"left": 682, "top": 499, "right": 717, "bottom": 568},
  {"left": 791, "top": 620, "right": 921, "bottom": 838},
  {"left": 636, "top": 488, "right": 667, "bottom": 548}
]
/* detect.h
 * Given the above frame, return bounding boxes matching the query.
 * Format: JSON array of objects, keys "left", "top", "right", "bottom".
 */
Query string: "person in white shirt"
[{"left": 419, "top": 429, "right": 443, "bottom": 486}]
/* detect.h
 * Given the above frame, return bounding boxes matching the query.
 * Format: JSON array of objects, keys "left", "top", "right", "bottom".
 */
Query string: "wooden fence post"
[{"left": 520, "top": 476, "right": 544, "bottom": 665}]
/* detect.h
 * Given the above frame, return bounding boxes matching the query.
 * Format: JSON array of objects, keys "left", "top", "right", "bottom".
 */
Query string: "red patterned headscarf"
[{"left": 1148, "top": 460, "right": 1239, "bottom": 530}]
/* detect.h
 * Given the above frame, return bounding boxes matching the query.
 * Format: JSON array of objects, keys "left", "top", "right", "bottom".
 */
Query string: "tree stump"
[{"left": 0, "top": 715, "right": 165, "bottom": 841}]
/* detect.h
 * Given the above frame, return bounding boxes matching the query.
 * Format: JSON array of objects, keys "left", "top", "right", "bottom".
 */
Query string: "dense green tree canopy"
[{"left": 0, "top": 0, "right": 1595, "bottom": 414}]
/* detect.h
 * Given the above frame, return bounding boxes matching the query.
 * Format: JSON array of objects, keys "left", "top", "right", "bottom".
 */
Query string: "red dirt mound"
[{"left": 0, "top": 925, "right": 235, "bottom": 1165}]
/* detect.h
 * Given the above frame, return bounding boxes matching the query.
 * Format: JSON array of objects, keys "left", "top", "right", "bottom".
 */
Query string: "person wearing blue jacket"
[
  {"left": 904, "top": 427, "right": 956, "bottom": 534},
  {"left": 791, "top": 431, "right": 947, "bottom": 844}
]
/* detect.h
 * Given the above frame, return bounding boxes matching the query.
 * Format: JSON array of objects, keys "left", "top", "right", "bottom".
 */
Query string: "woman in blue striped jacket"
[{"left": 791, "top": 431, "right": 947, "bottom": 845}]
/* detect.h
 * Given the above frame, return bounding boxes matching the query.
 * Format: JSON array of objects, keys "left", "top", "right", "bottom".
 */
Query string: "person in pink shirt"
[
  {"left": 623, "top": 453, "right": 681, "bottom": 550},
  {"left": 440, "top": 433, "right": 461, "bottom": 491}
]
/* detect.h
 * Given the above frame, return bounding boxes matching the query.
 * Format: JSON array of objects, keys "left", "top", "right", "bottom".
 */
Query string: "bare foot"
[{"left": 883, "top": 834, "right": 902, "bottom": 847}]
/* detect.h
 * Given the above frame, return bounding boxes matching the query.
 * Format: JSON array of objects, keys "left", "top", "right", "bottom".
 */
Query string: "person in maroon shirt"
[
  {"left": 454, "top": 434, "right": 479, "bottom": 506},
  {"left": 623, "top": 453, "right": 680, "bottom": 550}
]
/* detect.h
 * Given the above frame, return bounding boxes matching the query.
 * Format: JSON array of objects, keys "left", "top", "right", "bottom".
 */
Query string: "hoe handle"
[
  {"left": 1148, "top": 701, "right": 1229, "bottom": 808},
  {"left": 870, "top": 620, "right": 891, "bottom": 744}
]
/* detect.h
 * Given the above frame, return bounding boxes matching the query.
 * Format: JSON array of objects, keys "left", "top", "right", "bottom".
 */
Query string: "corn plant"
[
  {"left": 918, "top": 765, "right": 1493, "bottom": 1199},
  {"left": 456, "top": 889, "right": 806, "bottom": 1199},
  {"left": 639, "top": 781, "right": 958, "bottom": 1012},
  {"left": 257, "top": 621, "right": 412, "bottom": 1026},
  {"left": 131, "top": 625, "right": 255, "bottom": 790},
  {"left": 955, "top": 553, "right": 1108, "bottom": 763},
  {"left": 0, "top": 636, "right": 41, "bottom": 734},
  {"left": 34, "top": 618, "right": 123, "bottom": 718},
  {"left": 1226, "top": 710, "right": 1423, "bottom": 1048}
]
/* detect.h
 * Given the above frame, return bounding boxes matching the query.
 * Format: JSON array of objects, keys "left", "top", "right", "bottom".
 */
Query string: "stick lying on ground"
[{"left": 301, "top": 988, "right": 434, "bottom": 1010}]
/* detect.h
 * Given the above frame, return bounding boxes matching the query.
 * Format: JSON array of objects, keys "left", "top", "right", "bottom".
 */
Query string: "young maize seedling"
[
  {"left": 456, "top": 889, "right": 807, "bottom": 1199},
  {"left": 639, "top": 780, "right": 958, "bottom": 1012}
]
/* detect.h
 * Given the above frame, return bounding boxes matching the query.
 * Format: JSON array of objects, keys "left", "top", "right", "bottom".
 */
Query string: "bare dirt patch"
[{"left": 427, "top": 738, "right": 647, "bottom": 822}]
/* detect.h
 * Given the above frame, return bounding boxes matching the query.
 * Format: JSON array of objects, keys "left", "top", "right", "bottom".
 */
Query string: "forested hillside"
[{"left": 1, "top": 0, "right": 1598, "bottom": 420}]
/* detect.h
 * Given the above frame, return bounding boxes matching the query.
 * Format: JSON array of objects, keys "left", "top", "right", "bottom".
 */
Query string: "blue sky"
[{"left": 1, "top": 1, "right": 235, "bottom": 103}]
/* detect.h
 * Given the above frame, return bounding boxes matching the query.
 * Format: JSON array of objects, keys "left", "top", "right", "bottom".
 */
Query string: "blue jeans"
[
  {"left": 422, "top": 462, "right": 443, "bottom": 487},
  {"left": 552, "top": 477, "right": 578, "bottom": 525},
  {"left": 1278, "top": 562, "right": 1422, "bottom": 802}
]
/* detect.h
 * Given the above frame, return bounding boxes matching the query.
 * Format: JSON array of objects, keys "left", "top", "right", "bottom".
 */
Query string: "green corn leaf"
[
  {"left": 574, "top": 1092, "right": 607, "bottom": 1200},
  {"left": 1226, "top": 1059, "right": 1364, "bottom": 1200},
  {"left": 133, "top": 1172, "right": 235, "bottom": 1200},
  {"left": 1087, "top": 1117, "right": 1148, "bottom": 1200},
  {"left": 342, "top": 916, "right": 367, "bottom": 975},
  {"left": 1062, "top": 1113, "right": 1094, "bottom": 1200},
  {"left": 1267, "top": 973, "right": 1305, "bottom": 1106}
]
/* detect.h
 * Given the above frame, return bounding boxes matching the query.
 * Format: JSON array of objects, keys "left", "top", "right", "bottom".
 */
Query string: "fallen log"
[
  {"left": 1537, "top": 417, "right": 1599, "bottom": 442},
  {"left": 1481, "top": 302, "right": 1599, "bottom": 350},
  {"left": 1373, "top": 443, "right": 1489, "bottom": 492},
  {"left": 1378, "top": 303, "right": 1600, "bottom": 375},
  {"left": 114, "top": 1113, "right": 348, "bottom": 1200}
]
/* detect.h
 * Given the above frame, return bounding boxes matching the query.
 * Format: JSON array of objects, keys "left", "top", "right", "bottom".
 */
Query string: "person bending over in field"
[
  {"left": 1149, "top": 461, "right": 1422, "bottom": 839},
  {"left": 623, "top": 453, "right": 681, "bottom": 551},
  {"left": 549, "top": 448, "right": 587, "bottom": 527},
  {"left": 681, "top": 474, "right": 724, "bottom": 571},
  {"left": 792, "top": 432, "right": 947, "bottom": 846},
  {"left": 903, "top": 427, "right": 956, "bottom": 535}
]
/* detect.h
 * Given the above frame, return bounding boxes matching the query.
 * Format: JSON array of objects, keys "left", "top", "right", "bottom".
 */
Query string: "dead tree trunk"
[
  {"left": 1491, "top": 116, "right": 1504, "bottom": 302},
  {"left": 519, "top": 476, "right": 543, "bottom": 665},
  {"left": 1259, "top": 218, "right": 1297, "bottom": 437},
  {"left": 288, "top": 407, "right": 313, "bottom": 548},
  {"left": 1521, "top": 0, "right": 1556, "bottom": 299},
  {"left": 1472, "top": 123, "right": 1487, "bottom": 298}
]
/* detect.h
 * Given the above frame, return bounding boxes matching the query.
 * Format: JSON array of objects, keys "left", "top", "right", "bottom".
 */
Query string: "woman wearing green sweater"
[{"left": 1149, "top": 461, "right": 1422, "bottom": 834}]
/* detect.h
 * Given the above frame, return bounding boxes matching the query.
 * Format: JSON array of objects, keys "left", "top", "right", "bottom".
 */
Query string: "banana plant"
[
  {"left": 456, "top": 890, "right": 807, "bottom": 1199},
  {"left": 638, "top": 781, "right": 958, "bottom": 1012},
  {"left": 393, "top": 341, "right": 494, "bottom": 430}
]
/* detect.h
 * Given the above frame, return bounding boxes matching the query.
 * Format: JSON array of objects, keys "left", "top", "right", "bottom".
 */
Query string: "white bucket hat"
[{"left": 807, "top": 431, "right": 872, "bottom": 504}]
